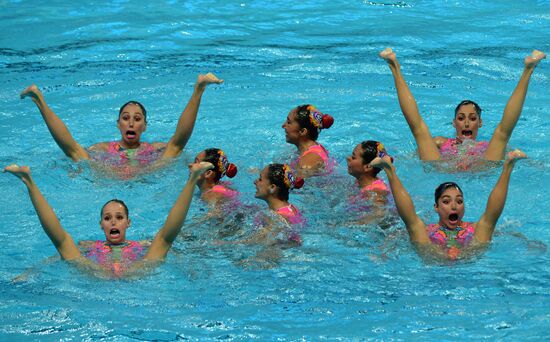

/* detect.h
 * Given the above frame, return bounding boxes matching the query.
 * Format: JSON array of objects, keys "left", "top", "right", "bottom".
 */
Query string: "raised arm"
[
  {"left": 485, "top": 50, "right": 546, "bottom": 160},
  {"left": 144, "top": 162, "right": 214, "bottom": 260},
  {"left": 162, "top": 73, "right": 224, "bottom": 158},
  {"left": 369, "top": 156, "right": 430, "bottom": 244},
  {"left": 475, "top": 150, "right": 526, "bottom": 242},
  {"left": 20, "top": 85, "right": 90, "bottom": 161},
  {"left": 379, "top": 48, "right": 440, "bottom": 161},
  {"left": 3, "top": 165, "right": 81, "bottom": 259}
]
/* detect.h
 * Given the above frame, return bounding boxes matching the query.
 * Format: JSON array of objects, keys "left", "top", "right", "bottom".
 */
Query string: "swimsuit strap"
[
  {"left": 107, "top": 141, "right": 123, "bottom": 153},
  {"left": 276, "top": 204, "right": 304, "bottom": 225},
  {"left": 206, "top": 184, "right": 239, "bottom": 199},
  {"left": 120, "top": 240, "right": 144, "bottom": 261},
  {"left": 439, "top": 138, "right": 459, "bottom": 155},
  {"left": 300, "top": 144, "right": 329, "bottom": 165},
  {"left": 361, "top": 179, "right": 389, "bottom": 193}
]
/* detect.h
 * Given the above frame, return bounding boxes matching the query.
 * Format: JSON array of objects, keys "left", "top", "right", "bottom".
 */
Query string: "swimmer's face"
[
  {"left": 434, "top": 187, "right": 465, "bottom": 229},
  {"left": 100, "top": 202, "right": 130, "bottom": 245},
  {"left": 117, "top": 103, "right": 147, "bottom": 147},
  {"left": 193, "top": 151, "right": 207, "bottom": 165},
  {"left": 453, "top": 104, "right": 481, "bottom": 140},
  {"left": 254, "top": 167, "right": 274, "bottom": 200},
  {"left": 347, "top": 144, "right": 369, "bottom": 178},
  {"left": 282, "top": 110, "right": 305, "bottom": 145}
]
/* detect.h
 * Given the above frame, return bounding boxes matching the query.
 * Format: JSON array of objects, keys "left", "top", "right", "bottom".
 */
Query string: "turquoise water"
[{"left": 1, "top": 0, "right": 549, "bottom": 340}]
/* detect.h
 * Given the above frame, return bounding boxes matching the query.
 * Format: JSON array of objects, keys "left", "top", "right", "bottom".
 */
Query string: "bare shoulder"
[
  {"left": 138, "top": 240, "right": 151, "bottom": 247},
  {"left": 78, "top": 240, "right": 96, "bottom": 249},
  {"left": 202, "top": 190, "right": 224, "bottom": 204},
  {"left": 88, "top": 142, "right": 110, "bottom": 152},
  {"left": 298, "top": 152, "right": 323, "bottom": 169},
  {"left": 433, "top": 136, "right": 448, "bottom": 147},
  {"left": 151, "top": 142, "right": 167, "bottom": 150}
]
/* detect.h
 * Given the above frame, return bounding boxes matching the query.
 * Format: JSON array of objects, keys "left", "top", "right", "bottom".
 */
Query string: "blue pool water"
[{"left": 1, "top": 0, "right": 549, "bottom": 340}]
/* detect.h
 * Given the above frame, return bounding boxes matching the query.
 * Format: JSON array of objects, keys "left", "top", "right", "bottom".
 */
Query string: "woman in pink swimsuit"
[
  {"left": 379, "top": 48, "right": 545, "bottom": 164},
  {"left": 370, "top": 149, "right": 526, "bottom": 260},
  {"left": 193, "top": 148, "right": 238, "bottom": 205},
  {"left": 347, "top": 140, "right": 391, "bottom": 200},
  {"left": 346, "top": 140, "right": 393, "bottom": 224},
  {"left": 4, "top": 161, "right": 213, "bottom": 278},
  {"left": 282, "top": 104, "right": 334, "bottom": 177},
  {"left": 20, "top": 73, "right": 223, "bottom": 176},
  {"left": 252, "top": 163, "right": 305, "bottom": 245}
]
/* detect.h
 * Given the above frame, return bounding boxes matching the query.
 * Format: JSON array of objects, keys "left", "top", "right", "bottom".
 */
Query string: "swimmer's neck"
[
  {"left": 118, "top": 139, "right": 141, "bottom": 150},
  {"left": 266, "top": 197, "right": 290, "bottom": 212},
  {"left": 453, "top": 136, "right": 477, "bottom": 142},
  {"left": 105, "top": 240, "right": 128, "bottom": 246},
  {"left": 356, "top": 174, "right": 379, "bottom": 189},
  {"left": 437, "top": 221, "right": 463, "bottom": 230},
  {"left": 198, "top": 179, "right": 217, "bottom": 193},
  {"left": 296, "top": 140, "right": 318, "bottom": 154}
]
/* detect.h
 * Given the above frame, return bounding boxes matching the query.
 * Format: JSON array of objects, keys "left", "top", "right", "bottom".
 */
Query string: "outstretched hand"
[
  {"left": 20, "top": 84, "right": 42, "bottom": 101},
  {"left": 525, "top": 50, "right": 546, "bottom": 69},
  {"left": 196, "top": 72, "right": 224, "bottom": 91},
  {"left": 189, "top": 161, "right": 214, "bottom": 179},
  {"left": 379, "top": 47, "right": 399, "bottom": 67},
  {"left": 369, "top": 155, "right": 393, "bottom": 170},
  {"left": 3, "top": 164, "right": 32, "bottom": 185}
]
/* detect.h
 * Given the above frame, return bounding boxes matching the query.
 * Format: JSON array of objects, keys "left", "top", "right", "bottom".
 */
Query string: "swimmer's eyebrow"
[
  {"left": 121, "top": 110, "right": 143, "bottom": 115},
  {"left": 441, "top": 194, "right": 463, "bottom": 200},
  {"left": 104, "top": 211, "right": 126, "bottom": 216}
]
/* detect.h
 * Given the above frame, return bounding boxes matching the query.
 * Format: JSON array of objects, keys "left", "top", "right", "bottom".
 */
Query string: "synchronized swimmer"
[
  {"left": 192, "top": 148, "right": 239, "bottom": 205},
  {"left": 20, "top": 73, "right": 223, "bottom": 176},
  {"left": 6, "top": 48, "right": 545, "bottom": 274},
  {"left": 379, "top": 48, "right": 545, "bottom": 163},
  {"left": 4, "top": 162, "right": 213, "bottom": 278},
  {"left": 282, "top": 104, "right": 334, "bottom": 177},
  {"left": 371, "top": 149, "right": 526, "bottom": 260}
]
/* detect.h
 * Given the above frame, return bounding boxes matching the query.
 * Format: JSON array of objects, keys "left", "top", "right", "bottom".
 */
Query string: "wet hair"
[
  {"left": 434, "top": 182, "right": 463, "bottom": 204},
  {"left": 359, "top": 140, "right": 385, "bottom": 176},
  {"left": 202, "top": 148, "right": 238, "bottom": 182},
  {"left": 454, "top": 100, "right": 482, "bottom": 119},
  {"left": 267, "top": 163, "right": 304, "bottom": 201},
  {"left": 119, "top": 101, "right": 147, "bottom": 122},
  {"left": 100, "top": 199, "right": 129, "bottom": 219},
  {"left": 294, "top": 104, "right": 334, "bottom": 141}
]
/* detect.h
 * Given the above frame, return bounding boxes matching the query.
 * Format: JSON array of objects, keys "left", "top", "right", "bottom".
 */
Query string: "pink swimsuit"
[
  {"left": 348, "top": 179, "right": 390, "bottom": 212},
  {"left": 85, "top": 240, "right": 145, "bottom": 276},
  {"left": 426, "top": 222, "right": 475, "bottom": 259},
  {"left": 295, "top": 144, "right": 334, "bottom": 173},
  {"left": 105, "top": 141, "right": 161, "bottom": 166},
  {"left": 439, "top": 138, "right": 488, "bottom": 158},
  {"left": 360, "top": 179, "right": 389, "bottom": 194},
  {"left": 204, "top": 184, "right": 239, "bottom": 199},
  {"left": 276, "top": 204, "right": 305, "bottom": 244},
  {"left": 301, "top": 144, "right": 329, "bottom": 165}
]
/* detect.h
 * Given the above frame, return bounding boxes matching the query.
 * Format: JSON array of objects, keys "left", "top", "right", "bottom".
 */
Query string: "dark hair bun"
[
  {"left": 293, "top": 177, "right": 304, "bottom": 190},
  {"left": 226, "top": 163, "right": 238, "bottom": 178},
  {"left": 322, "top": 114, "right": 334, "bottom": 129}
]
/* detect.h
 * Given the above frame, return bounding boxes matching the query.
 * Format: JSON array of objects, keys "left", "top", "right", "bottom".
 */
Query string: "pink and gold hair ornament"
[
  {"left": 217, "top": 150, "right": 238, "bottom": 178},
  {"left": 376, "top": 142, "right": 394, "bottom": 163},
  {"left": 282, "top": 164, "right": 304, "bottom": 190},
  {"left": 305, "top": 105, "right": 334, "bottom": 132}
]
